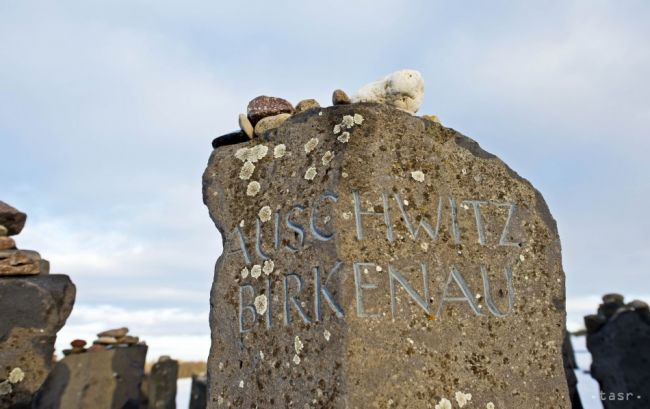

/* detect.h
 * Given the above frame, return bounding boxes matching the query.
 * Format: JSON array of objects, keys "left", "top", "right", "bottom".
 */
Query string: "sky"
[{"left": 1, "top": 0, "right": 649, "bottom": 403}]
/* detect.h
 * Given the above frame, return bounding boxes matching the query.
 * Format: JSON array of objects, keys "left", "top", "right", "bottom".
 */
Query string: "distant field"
[{"left": 145, "top": 360, "right": 206, "bottom": 378}]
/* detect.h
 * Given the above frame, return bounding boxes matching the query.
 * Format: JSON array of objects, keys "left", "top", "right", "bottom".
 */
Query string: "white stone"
[{"left": 351, "top": 69, "right": 424, "bottom": 114}]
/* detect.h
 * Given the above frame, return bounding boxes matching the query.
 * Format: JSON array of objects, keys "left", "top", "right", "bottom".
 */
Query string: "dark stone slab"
[
  {"left": 189, "top": 374, "right": 207, "bottom": 409},
  {"left": 0, "top": 274, "right": 75, "bottom": 408},
  {"left": 33, "top": 345, "right": 148, "bottom": 409},
  {"left": 148, "top": 357, "right": 178, "bottom": 409},
  {"left": 211, "top": 131, "right": 249, "bottom": 150}
]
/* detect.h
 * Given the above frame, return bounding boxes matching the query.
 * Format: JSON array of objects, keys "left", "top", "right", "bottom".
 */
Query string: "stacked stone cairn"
[
  {"left": 62, "top": 326, "right": 141, "bottom": 356},
  {"left": 0, "top": 201, "right": 76, "bottom": 407},
  {"left": 0, "top": 200, "right": 50, "bottom": 276},
  {"left": 214, "top": 69, "right": 434, "bottom": 150},
  {"left": 585, "top": 294, "right": 650, "bottom": 409}
]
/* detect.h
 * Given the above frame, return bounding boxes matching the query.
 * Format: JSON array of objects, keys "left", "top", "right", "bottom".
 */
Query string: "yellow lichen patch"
[
  {"left": 254, "top": 295, "right": 268, "bottom": 314},
  {"left": 262, "top": 260, "right": 274, "bottom": 275},
  {"left": 258, "top": 206, "right": 272, "bottom": 222},
  {"left": 273, "top": 144, "right": 286, "bottom": 158},
  {"left": 411, "top": 170, "right": 425, "bottom": 182},
  {"left": 250, "top": 265, "right": 262, "bottom": 279},
  {"left": 304, "top": 166, "right": 317, "bottom": 180},
  {"left": 239, "top": 161, "right": 255, "bottom": 180},
  {"left": 321, "top": 151, "right": 334, "bottom": 166},
  {"left": 337, "top": 132, "right": 350, "bottom": 143},
  {"left": 8, "top": 368, "right": 24, "bottom": 384},
  {"left": 246, "top": 181, "right": 261, "bottom": 197},
  {"left": 304, "top": 138, "right": 319, "bottom": 154}
]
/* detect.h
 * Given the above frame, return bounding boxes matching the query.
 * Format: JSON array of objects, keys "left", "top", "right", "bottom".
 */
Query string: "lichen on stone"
[
  {"left": 304, "top": 138, "right": 319, "bottom": 154},
  {"left": 411, "top": 170, "right": 425, "bottom": 182},
  {"left": 241, "top": 267, "right": 249, "bottom": 279},
  {"left": 8, "top": 368, "right": 24, "bottom": 384},
  {"left": 321, "top": 151, "right": 334, "bottom": 165},
  {"left": 273, "top": 144, "right": 286, "bottom": 158},
  {"left": 262, "top": 260, "right": 274, "bottom": 275},
  {"left": 258, "top": 205, "right": 272, "bottom": 222},
  {"left": 292, "top": 354, "right": 301, "bottom": 365},
  {"left": 254, "top": 294, "right": 268, "bottom": 314},
  {"left": 0, "top": 380, "right": 12, "bottom": 396},
  {"left": 246, "top": 181, "right": 261, "bottom": 196},
  {"left": 454, "top": 391, "right": 472, "bottom": 408},
  {"left": 304, "top": 166, "right": 317, "bottom": 180},
  {"left": 434, "top": 398, "right": 452, "bottom": 409},
  {"left": 324, "top": 329, "right": 331, "bottom": 341},
  {"left": 486, "top": 403, "right": 495, "bottom": 409},
  {"left": 239, "top": 161, "right": 255, "bottom": 180},
  {"left": 294, "top": 336, "right": 304, "bottom": 354},
  {"left": 333, "top": 124, "right": 341, "bottom": 134},
  {"left": 341, "top": 115, "right": 355, "bottom": 129},
  {"left": 353, "top": 113, "right": 364, "bottom": 125},
  {"left": 337, "top": 132, "right": 350, "bottom": 143},
  {"left": 250, "top": 264, "right": 262, "bottom": 279},
  {"left": 235, "top": 145, "right": 268, "bottom": 163}
]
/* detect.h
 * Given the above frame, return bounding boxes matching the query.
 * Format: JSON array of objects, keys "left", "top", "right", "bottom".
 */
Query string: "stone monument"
[
  {"left": 585, "top": 294, "right": 650, "bottom": 409},
  {"left": 202, "top": 72, "right": 570, "bottom": 408}
]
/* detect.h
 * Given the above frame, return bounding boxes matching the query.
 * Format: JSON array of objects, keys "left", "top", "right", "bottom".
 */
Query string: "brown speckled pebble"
[{"left": 246, "top": 95, "right": 293, "bottom": 126}]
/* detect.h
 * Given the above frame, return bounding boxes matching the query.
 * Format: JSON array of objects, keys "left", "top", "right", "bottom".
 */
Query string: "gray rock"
[
  {"left": 33, "top": 344, "right": 148, "bottom": 409},
  {"left": 202, "top": 104, "right": 570, "bottom": 408},
  {"left": 148, "top": 357, "right": 178, "bottom": 409},
  {"left": 0, "top": 274, "right": 75, "bottom": 407},
  {"left": 246, "top": 96, "right": 293, "bottom": 126},
  {"left": 189, "top": 374, "right": 206, "bottom": 409},
  {"left": 0, "top": 201, "right": 27, "bottom": 236},
  {"left": 587, "top": 304, "right": 650, "bottom": 409}
]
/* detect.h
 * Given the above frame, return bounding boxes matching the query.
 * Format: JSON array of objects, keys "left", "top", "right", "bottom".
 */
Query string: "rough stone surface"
[
  {"left": 352, "top": 69, "right": 424, "bottom": 113},
  {"left": 238, "top": 113, "right": 254, "bottom": 139},
  {"left": 586, "top": 296, "right": 650, "bottom": 409},
  {"left": 0, "top": 249, "right": 48, "bottom": 276},
  {"left": 247, "top": 96, "right": 293, "bottom": 126},
  {"left": 0, "top": 225, "right": 8, "bottom": 236},
  {"left": 253, "top": 113, "right": 291, "bottom": 137},
  {"left": 0, "top": 201, "right": 27, "bottom": 236},
  {"left": 295, "top": 99, "right": 321, "bottom": 113},
  {"left": 33, "top": 344, "right": 148, "bottom": 409},
  {"left": 189, "top": 374, "right": 207, "bottom": 409},
  {"left": 202, "top": 103, "right": 569, "bottom": 408},
  {"left": 148, "top": 357, "right": 178, "bottom": 409},
  {"left": 332, "top": 89, "right": 351, "bottom": 105},
  {"left": 0, "top": 274, "right": 75, "bottom": 407}
]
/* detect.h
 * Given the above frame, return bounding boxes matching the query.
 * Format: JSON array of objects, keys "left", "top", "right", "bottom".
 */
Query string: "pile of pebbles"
[
  {"left": 0, "top": 201, "right": 50, "bottom": 276},
  {"left": 63, "top": 327, "right": 142, "bottom": 356},
  {"left": 214, "top": 69, "right": 439, "bottom": 149}
]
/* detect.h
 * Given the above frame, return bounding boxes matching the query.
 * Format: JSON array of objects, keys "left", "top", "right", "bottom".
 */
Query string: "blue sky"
[{"left": 2, "top": 0, "right": 649, "bottom": 377}]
